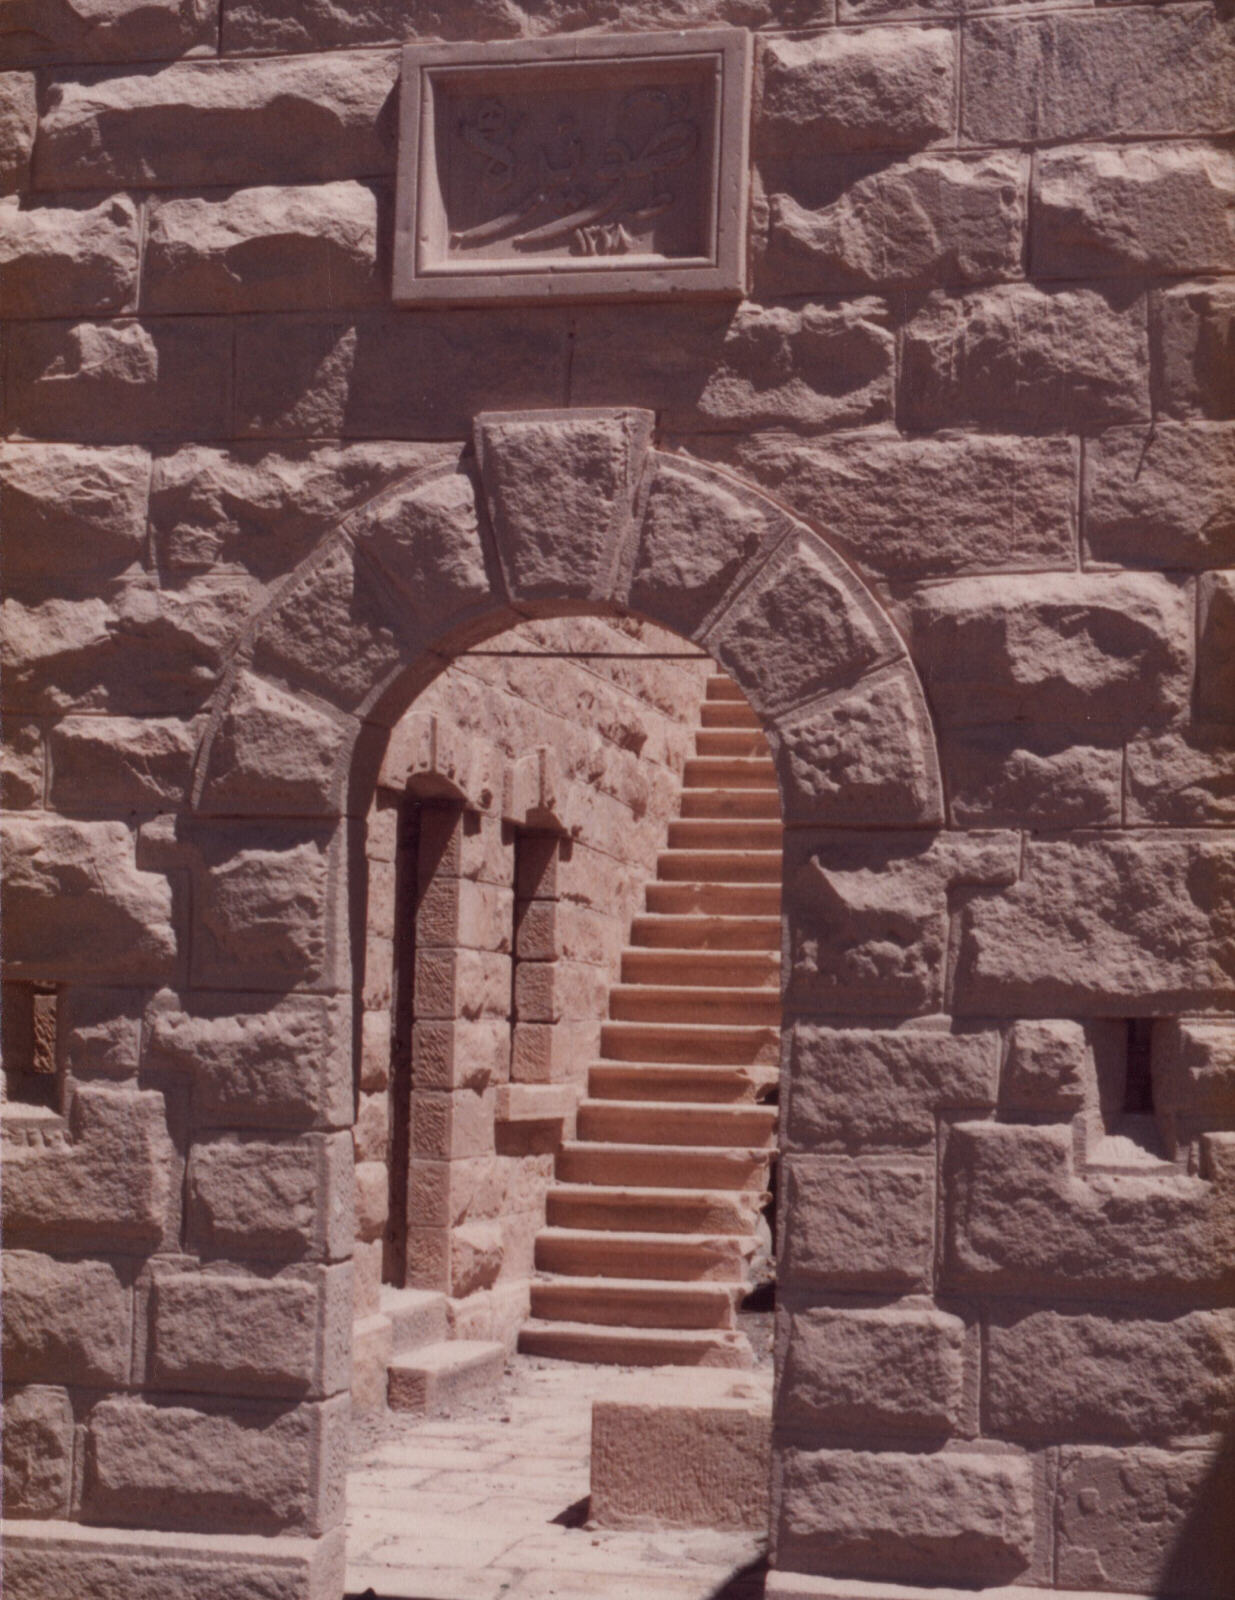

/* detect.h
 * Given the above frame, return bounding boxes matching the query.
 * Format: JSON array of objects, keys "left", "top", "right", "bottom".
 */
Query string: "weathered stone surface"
[
  {"left": 192, "top": 828, "right": 331, "bottom": 988},
  {"left": 1085, "top": 422, "right": 1235, "bottom": 570},
  {"left": 786, "top": 830, "right": 1019, "bottom": 1014},
  {"left": 201, "top": 673, "right": 352, "bottom": 818},
  {"left": 1001, "top": 1019, "right": 1090, "bottom": 1116},
  {"left": 777, "top": 1447, "right": 1035, "bottom": 1585},
  {"left": 987, "top": 1308, "right": 1235, "bottom": 1443},
  {"left": 36, "top": 54, "right": 398, "bottom": 190},
  {"left": 761, "top": 150, "right": 1024, "bottom": 293},
  {"left": 2, "top": 1387, "right": 74, "bottom": 1518},
  {"left": 1152, "top": 281, "right": 1235, "bottom": 421},
  {"left": 781, "top": 1157, "right": 933, "bottom": 1290},
  {"left": 2, "top": 1087, "right": 176, "bottom": 1250},
  {"left": 787, "top": 1025, "right": 997, "bottom": 1151},
  {"left": 3, "top": 1251, "right": 131, "bottom": 1385},
  {"left": 964, "top": 8, "right": 1235, "bottom": 145},
  {"left": 2, "top": 715, "right": 43, "bottom": 807},
  {"left": 759, "top": 28, "right": 954, "bottom": 155},
  {"left": 49, "top": 715, "right": 196, "bottom": 812},
  {"left": 572, "top": 299, "right": 894, "bottom": 435},
  {"left": 906, "top": 573, "right": 1190, "bottom": 731},
  {"left": 0, "top": 194, "right": 139, "bottom": 318},
  {"left": 1057, "top": 1446, "right": 1235, "bottom": 1597},
  {"left": 187, "top": 1131, "right": 353, "bottom": 1261},
  {"left": 782, "top": 1308, "right": 965, "bottom": 1435},
  {"left": 901, "top": 284, "right": 1150, "bottom": 432},
  {"left": 1126, "top": 726, "right": 1235, "bottom": 827},
  {"left": 1198, "top": 570, "right": 1235, "bottom": 724},
  {"left": 943, "top": 726, "right": 1123, "bottom": 829},
  {"left": 1154, "top": 1019, "right": 1235, "bottom": 1121},
  {"left": 58, "top": 986, "right": 142, "bottom": 1078},
  {"left": 0, "top": 0, "right": 216, "bottom": 65},
  {"left": 221, "top": 0, "right": 522, "bottom": 52},
  {"left": 0, "top": 442, "right": 149, "bottom": 589},
  {"left": 943, "top": 1121, "right": 1235, "bottom": 1298},
  {"left": 84, "top": 1394, "right": 347, "bottom": 1536},
  {"left": 143, "top": 182, "right": 380, "bottom": 314},
  {"left": 6, "top": 318, "right": 232, "bottom": 442},
  {"left": 1033, "top": 143, "right": 1235, "bottom": 280},
  {"left": 770, "top": 664, "right": 943, "bottom": 827},
  {"left": 956, "top": 833, "right": 1235, "bottom": 1015},
  {"left": 2, "top": 817, "right": 176, "bottom": 981},
  {"left": 0, "top": 72, "right": 37, "bottom": 192}
]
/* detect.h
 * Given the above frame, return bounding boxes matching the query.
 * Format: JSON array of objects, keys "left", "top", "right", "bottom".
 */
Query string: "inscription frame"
[{"left": 393, "top": 29, "right": 752, "bottom": 306}]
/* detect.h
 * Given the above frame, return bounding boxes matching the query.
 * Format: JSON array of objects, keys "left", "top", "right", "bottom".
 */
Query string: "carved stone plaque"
[{"left": 394, "top": 30, "right": 751, "bottom": 304}]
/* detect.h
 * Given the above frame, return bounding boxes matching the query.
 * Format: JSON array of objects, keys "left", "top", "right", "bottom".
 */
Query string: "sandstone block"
[
  {"left": 1152, "top": 281, "right": 1235, "bottom": 420},
  {"left": 762, "top": 150, "right": 1024, "bottom": 294},
  {"left": 777, "top": 1447, "right": 1034, "bottom": 1585},
  {"left": 415, "top": 948, "right": 511, "bottom": 1022},
  {"left": 964, "top": 8, "right": 1235, "bottom": 145},
  {"left": 186, "top": 1131, "right": 353, "bottom": 1262},
  {"left": 49, "top": 715, "right": 196, "bottom": 813},
  {"left": 1057, "top": 1445, "right": 1235, "bottom": 1597},
  {"left": 58, "top": 986, "right": 142, "bottom": 1079},
  {"left": 955, "top": 833, "right": 1235, "bottom": 1015},
  {"left": 0, "top": 0, "right": 216, "bottom": 65},
  {"left": 783, "top": 1308, "right": 965, "bottom": 1437},
  {"left": 1198, "top": 570, "right": 1235, "bottom": 724},
  {"left": 411, "top": 1089, "right": 495, "bottom": 1160},
  {"left": 787, "top": 1025, "right": 998, "bottom": 1151},
  {"left": 1153, "top": 1019, "right": 1235, "bottom": 1121},
  {"left": 150, "top": 1265, "right": 352, "bottom": 1400},
  {"left": 1001, "top": 1019, "right": 1089, "bottom": 1115},
  {"left": 84, "top": 1394, "right": 348, "bottom": 1536},
  {"left": 3, "top": 1250, "right": 131, "bottom": 1385},
  {"left": 1, "top": 194, "right": 139, "bottom": 318},
  {"left": 353, "top": 1159, "right": 388, "bottom": 1241},
  {"left": 759, "top": 28, "right": 954, "bottom": 154},
  {"left": 2, "top": 1387, "right": 74, "bottom": 1518},
  {"left": 942, "top": 1121, "right": 1235, "bottom": 1298},
  {"left": 942, "top": 726, "right": 1122, "bottom": 830},
  {"left": 6, "top": 318, "right": 232, "bottom": 442},
  {"left": 36, "top": 53, "right": 398, "bottom": 191},
  {"left": 450, "top": 1219, "right": 504, "bottom": 1297},
  {"left": 2, "top": 713, "right": 43, "bottom": 807},
  {"left": 906, "top": 572, "right": 1190, "bottom": 730},
  {"left": 986, "top": 1307, "right": 1235, "bottom": 1443},
  {"left": 413, "top": 1019, "right": 510, "bottom": 1093},
  {"left": 0, "top": 441, "right": 148, "bottom": 588},
  {"left": 1085, "top": 423, "right": 1235, "bottom": 570},
  {"left": 358, "top": 1008, "right": 390, "bottom": 1093},
  {"left": 417, "top": 876, "right": 512, "bottom": 953},
  {"left": 515, "top": 959, "right": 608, "bottom": 1024},
  {"left": 192, "top": 827, "right": 332, "bottom": 989},
  {"left": 781, "top": 1157, "right": 933, "bottom": 1291},
  {"left": 1126, "top": 726, "right": 1235, "bottom": 827},
  {"left": 1033, "top": 143, "right": 1235, "bottom": 280},
  {"left": 901, "top": 284, "right": 1150, "bottom": 432},
  {"left": 200, "top": 672, "right": 354, "bottom": 818},
  {"left": 0, "top": 72, "right": 37, "bottom": 192},
  {"left": 352, "top": 1091, "right": 388, "bottom": 1165}
]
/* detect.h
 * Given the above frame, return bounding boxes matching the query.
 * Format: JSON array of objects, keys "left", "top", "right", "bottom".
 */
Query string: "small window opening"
[{"left": 1123, "top": 1018, "right": 1156, "bottom": 1116}]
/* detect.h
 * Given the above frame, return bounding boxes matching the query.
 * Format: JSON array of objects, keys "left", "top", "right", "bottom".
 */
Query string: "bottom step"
[
  {"left": 387, "top": 1340, "right": 505, "bottom": 1413},
  {"left": 517, "top": 1319, "right": 753, "bottom": 1368}
]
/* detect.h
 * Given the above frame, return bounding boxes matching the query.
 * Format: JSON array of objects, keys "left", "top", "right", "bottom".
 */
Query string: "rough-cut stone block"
[
  {"left": 1126, "top": 726, "right": 1235, "bottom": 827},
  {"left": 907, "top": 573, "right": 1190, "bottom": 731},
  {"left": 1, "top": 713, "right": 43, "bottom": 807},
  {"left": 353, "top": 1158, "right": 388, "bottom": 1242},
  {"left": 48, "top": 716, "right": 196, "bottom": 813},
  {"left": 186, "top": 1132, "right": 353, "bottom": 1262},
  {"left": 1033, "top": 143, "right": 1235, "bottom": 280},
  {"left": 36, "top": 53, "right": 398, "bottom": 191},
  {"left": 151, "top": 1265, "right": 351, "bottom": 1400},
  {"left": 942, "top": 1121, "right": 1235, "bottom": 1298},
  {"left": 0, "top": 441, "right": 148, "bottom": 587},
  {"left": 192, "top": 827, "right": 332, "bottom": 989},
  {"left": 416, "top": 877, "right": 511, "bottom": 954},
  {"left": 777, "top": 1447, "right": 1035, "bottom": 1585},
  {"left": 571, "top": 299, "right": 894, "bottom": 435},
  {"left": 57, "top": 986, "right": 141, "bottom": 1079},
  {"left": 1153, "top": 1019, "right": 1235, "bottom": 1120},
  {"left": 987, "top": 1308, "right": 1235, "bottom": 1443},
  {"left": 759, "top": 28, "right": 954, "bottom": 154},
  {"left": 0, "top": 72, "right": 37, "bottom": 192},
  {"left": 199, "top": 672, "right": 352, "bottom": 818},
  {"left": 1152, "top": 281, "right": 1235, "bottom": 421},
  {"left": 1198, "top": 570, "right": 1235, "bottom": 724},
  {"left": 6, "top": 318, "right": 232, "bottom": 442},
  {"left": 1001, "top": 1019, "right": 1090, "bottom": 1115},
  {"left": 781, "top": 1158, "right": 933, "bottom": 1291},
  {"left": 1057, "top": 1446, "right": 1235, "bottom": 1597},
  {"left": 956, "top": 833, "right": 1235, "bottom": 1015},
  {"left": 415, "top": 948, "right": 511, "bottom": 1022},
  {"left": 942, "top": 726, "right": 1122, "bottom": 830},
  {"left": 413, "top": 1019, "right": 509, "bottom": 1093},
  {"left": 411, "top": 1088, "right": 495, "bottom": 1160},
  {"left": 901, "top": 284, "right": 1149, "bottom": 433},
  {"left": 0, "top": 194, "right": 139, "bottom": 318},
  {"left": 352, "top": 1091, "right": 387, "bottom": 1164},
  {"left": 964, "top": 8, "right": 1235, "bottom": 145},
  {"left": 770, "top": 664, "right": 943, "bottom": 827},
  {"left": 762, "top": 150, "right": 1024, "bottom": 294},
  {"left": 2, "top": 1387, "right": 73, "bottom": 1518},
  {"left": 84, "top": 1394, "right": 348, "bottom": 1536},
  {"left": 787, "top": 1025, "right": 998, "bottom": 1151},
  {"left": 3, "top": 1250, "right": 131, "bottom": 1385},
  {"left": 0, "top": 0, "right": 217, "bottom": 66},
  {"left": 1085, "top": 423, "right": 1235, "bottom": 570},
  {"left": 783, "top": 1308, "right": 965, "bottom": 1436},
  {"left": 143, "top": 182, "right": 380, "bottom": 314}
]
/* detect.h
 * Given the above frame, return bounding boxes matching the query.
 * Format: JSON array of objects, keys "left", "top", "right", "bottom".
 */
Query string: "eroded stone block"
[
  {"left": 0, "top": 194, "right": 139, "bottom": 318},
  {"left": 49, "top": 716, "right": 196, "bottom": 813},
  {"left": 0, "top": 0, "right": 217, "bottom": 65},
  {"left": 781, "top": 1157, "right": 933, "bottom": 1291},
  {"left": 942, "top": 726, "right": 1122, "bottom": 830},
  {"left": 192, "top": 827, "right": 332, "bottom": 989},
  {"left": 186, "top": 1131, "right": 353, "bottom": 1262},
  {"left": 3, "top": 1250, "right": 131, "bottom": 1386},
  {"left": 1152, "top": 280, "right": 1235, "bottom": 421},
  {"left": 1001, "top": 1019, "right": 1090, "bottom": 1116},
  {"left": 2, "top": 1387, "right": 74, "bottom": 1518},
  {"left": 1085, "top": 423, "right": 1235, "bottom": 570},
  {"left": 0, "top": 72, "right": 37, "bottom": 192},
  {"left": 0, "top": 442, "right": 149, "bottom": 589}
]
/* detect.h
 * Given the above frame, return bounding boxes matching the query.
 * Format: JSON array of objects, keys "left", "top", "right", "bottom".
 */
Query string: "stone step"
[
  {"left": 529, "top": 1275, "right": 741, "bottom": 1329},
  {"left": 700, "top": 700, "right": 761, "bottom": 729},
  {"left": 600, "top": 1019, "right": 780, "bottom": 1064},
  {"left": 644, "top": 881, "right": 781, "bottom": 917},
  {"left": 386, "top": 1339, "right": 505, "bottom": 1414},
  {"left": 680, "top": 787, "right": 781, "bottom": 820},
  {"left": 621, "top": 948, "right": 780, "bottom": 988},
  {"left": 694, "top": 728, "right": 775, "bottom": 758},
  {"left": 547, "top": 1184, "right": 764, "bottom": 1234},
  {"left": 535, "top": 1227, "right": 756, "bottom": 1281},
  {"left": 656, "top": 849, "right": 782, "bottom": 883},
  {"left": 630, "top": 912, "right": 781, "bottom": 950},
  {"left": 588, "top": 1061, "right": 771, "bottom": 1103},
  {"left": 705, "top": 677, "right": 747, "bottom": 701},
  {"left": 684, "top": 756, "right": 777, "bottom": 790},
  {"left": 667, "top": 818, "right": 783, "bottom": 850},
  {"left": 557, "top": 1140, "right": 773, "bottom": 1190},
  {"left": 577, "top": 1098, "right": 778, "bottom": 1147},
  {"left": 517, "top": 1319, "right": 753, "bottom": 1368},
  {"left": 379, "top": 1286, "right": 449, "bottom": 1354},
  {"left": 608, "top": 983, "right": 780, "bottom": 1025}
]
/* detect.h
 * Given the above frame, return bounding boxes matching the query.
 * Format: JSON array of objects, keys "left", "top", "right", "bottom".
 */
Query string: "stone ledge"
[{"left": 767, "top": 1572, "right": 1142, "bottom": 1600}]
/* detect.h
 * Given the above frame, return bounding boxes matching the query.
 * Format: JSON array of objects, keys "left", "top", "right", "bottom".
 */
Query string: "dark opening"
[
  {"left": 1124, "top": 1018, "right": 1156, "bottom": 1116},
  {"left": 383, "top": 796, "right": 422, "bottom": 1287}
]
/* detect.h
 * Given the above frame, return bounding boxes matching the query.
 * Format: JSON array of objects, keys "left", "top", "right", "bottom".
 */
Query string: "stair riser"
[
  {"left": 557, "top": 1144, "right": 773, "bottom": 1190},
  {"left": 644, "top": 885, "right": 781, "bottom": 918},
  {"left": 609, "top": 991, "right": 779, "bottom": 1026},
  {"left": 529, "top": 1283, "right": 738, "bottom": 1330},
  {"left": 547, "top": 1195, "right": 761, "bottom": 1233},
  {"left": 657, "top": 852, "right": 781, "bottom": 884},
  {"left": 684, "top": 761, "right": 778, "bottom": 791},
  {"left": 680, "top": 790, "right": 781, "bottom": 820},
  {"left": 630, "top": 915, "right": 780, "bottom": 951},
  {"left": 700, "top": 702, "right": 761, "bottom": 728},
  {"left": 535, "top": 1236, "right": 753, "bottom": 1281},
  {"left": 601, "top": 1022, "right": 780, "bottom": 1064},
  {"left": 517, "top": 1324, "right": 752, "bottom": 1367},
  {"left": 694, "top": 731, "right": 776, "bottom": 757},
  {"left": 588, "top": 1066, "right": 763, "bottom": 1103},
  {"left": 620, "top": 951, "right": 779, "bottom": 987},
  {"left": 668, "top": 822, "right": 784, "bottom": 851},
  {"left": 577, "top": 1104, "right": 777, "bottom": 1147}
]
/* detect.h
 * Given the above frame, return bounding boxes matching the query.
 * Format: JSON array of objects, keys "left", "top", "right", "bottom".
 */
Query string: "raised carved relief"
[{"left": 394, "top": 31, "right": 751, "bottom": 304}]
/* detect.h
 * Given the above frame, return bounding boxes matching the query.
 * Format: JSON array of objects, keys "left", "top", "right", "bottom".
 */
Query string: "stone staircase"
[
  {"left": 518, "top": 672, "right": 781, "bottom": 1367},
  {"left": 382, "top": 1286, "right": 506, "bottom": 1412}
]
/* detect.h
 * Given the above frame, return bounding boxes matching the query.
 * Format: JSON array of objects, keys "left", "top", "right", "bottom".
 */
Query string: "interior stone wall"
[{"left": 2, "top": 3, "right": 1234, "bottom": 1599}]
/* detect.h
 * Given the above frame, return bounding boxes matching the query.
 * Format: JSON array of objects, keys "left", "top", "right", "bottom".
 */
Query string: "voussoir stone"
[
  {"left": 1, "top": 1387, "right": 74, "bottom": 1518},
  {"left": 201, "top": 672, "right": 353, "bottom": 818},
  {"left": 901, "top": 283, "right": 1150, "bottom": 432},
  {"left": 35, "top": 53, "right": 399, "bottom": 191},
  {"left": 1153, "top": 280, "right": 1235, "bottom": 421},
  {"left": 1086, "top": 423, "right": 1235, "bottom": 570},
  {"left": 143, "top": 182, "right": 380, "bottom": 314},
  {"left": 759, "top": 28, "right": 954, "bottom": 155},
  {"left": 0, "top": 0, "right": 216, "bottom": 66},
  {"left": 3, "top": 1250, "right": 132, "bottom": 1386},
  {"left": 0, "top": 194, "right": 139, "bottom": 318},
  {"left": 0, "top": 73, "right": 38, "bottom": 192},
  {"left": 0, "top": 442, "right": 149, "bottom": 589}
]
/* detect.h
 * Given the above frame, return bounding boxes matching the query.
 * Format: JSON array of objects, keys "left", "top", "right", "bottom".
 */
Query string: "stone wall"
[{"left": 2, "top": 1, "right": 1234, "bottom": 1598}]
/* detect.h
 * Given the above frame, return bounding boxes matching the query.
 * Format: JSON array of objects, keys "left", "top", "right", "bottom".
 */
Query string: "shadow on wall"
[{"left": 1156, "top": 1428, "right": 1235, "bottom": 1599}]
